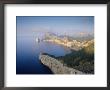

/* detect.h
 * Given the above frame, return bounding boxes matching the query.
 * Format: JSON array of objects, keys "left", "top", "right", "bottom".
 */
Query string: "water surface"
[{"left": 16, "top": 37, "right": 71, "bottom": 74}]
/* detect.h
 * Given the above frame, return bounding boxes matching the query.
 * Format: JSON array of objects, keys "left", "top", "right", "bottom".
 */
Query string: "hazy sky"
[{"left": 17, "top": 16, "right": 94, "bottom": 38}]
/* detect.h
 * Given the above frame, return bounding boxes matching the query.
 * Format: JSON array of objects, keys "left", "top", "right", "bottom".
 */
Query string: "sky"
[{"left": 16, "top": 16, "right": 94, "bottom": 38}]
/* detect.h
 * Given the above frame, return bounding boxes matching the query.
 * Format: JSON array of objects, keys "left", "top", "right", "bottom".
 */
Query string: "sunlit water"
[{"left": 16, "top": 37, "right": 71, "bottom": 74}]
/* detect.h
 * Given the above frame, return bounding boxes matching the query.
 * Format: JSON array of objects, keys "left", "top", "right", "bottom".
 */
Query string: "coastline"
[
  {"left": 43, "top": 40, "right": 80, "bottom": 51},
  {"left": 39, "top": 53, "right": 85, "bottom": 74}
]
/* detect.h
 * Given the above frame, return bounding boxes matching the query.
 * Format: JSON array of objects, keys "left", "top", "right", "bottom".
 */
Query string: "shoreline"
[{"left": 43, "top": 40, "right": 80, "bottom": 51}]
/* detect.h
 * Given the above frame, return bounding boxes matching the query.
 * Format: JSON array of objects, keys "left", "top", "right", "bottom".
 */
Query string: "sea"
[{"left": 16, "top": 37, "right": 71, "bottom": 74}]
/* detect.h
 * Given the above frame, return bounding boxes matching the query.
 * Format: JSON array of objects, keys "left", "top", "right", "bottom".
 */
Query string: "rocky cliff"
[{"left": 39, "top": 53, "right": 85, "bottom": 74}]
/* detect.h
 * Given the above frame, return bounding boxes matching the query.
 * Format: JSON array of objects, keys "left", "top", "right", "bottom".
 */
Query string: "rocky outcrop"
[{"left": 39, "top": 53, "right": 85, "bottom": 74}]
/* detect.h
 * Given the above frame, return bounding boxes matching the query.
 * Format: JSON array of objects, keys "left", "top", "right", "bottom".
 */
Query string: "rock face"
[{"left": 39, "top": 54, "right": 85, "bottom": 74}]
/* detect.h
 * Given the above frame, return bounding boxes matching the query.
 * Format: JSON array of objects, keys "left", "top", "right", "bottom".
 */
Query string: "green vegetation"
[{"left": 56, "top": 42, "right": 94, "bottom": 74}]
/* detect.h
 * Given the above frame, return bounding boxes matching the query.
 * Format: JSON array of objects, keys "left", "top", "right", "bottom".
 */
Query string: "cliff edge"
[{"left": 39, "top": 53, "right": 85, "bottom": 74}]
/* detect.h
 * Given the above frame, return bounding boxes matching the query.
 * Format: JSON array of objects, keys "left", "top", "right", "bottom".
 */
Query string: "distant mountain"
[
  {"left": 58, "top": 34, "right": 94, "bottom": 41},
  {"left": 44, "top": 32, "right": 94, "bottom": 41},
  {"left": 45, "top": 32, "right": 57, "bottom": 36}
]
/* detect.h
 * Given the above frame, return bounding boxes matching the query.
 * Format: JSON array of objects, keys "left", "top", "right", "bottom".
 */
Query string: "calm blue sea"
[{"left": 16, "top": 37, "right": 71, "bottom": 74}]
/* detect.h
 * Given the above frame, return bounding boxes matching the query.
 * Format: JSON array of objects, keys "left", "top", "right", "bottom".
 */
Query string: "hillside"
[{"left": 56, "top": 42, "right": 94, "bottom": 74}]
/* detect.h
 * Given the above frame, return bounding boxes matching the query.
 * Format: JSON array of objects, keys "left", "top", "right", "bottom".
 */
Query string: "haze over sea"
[{"left": 16, "top": 16, "right": 94, "bottom": 74}]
